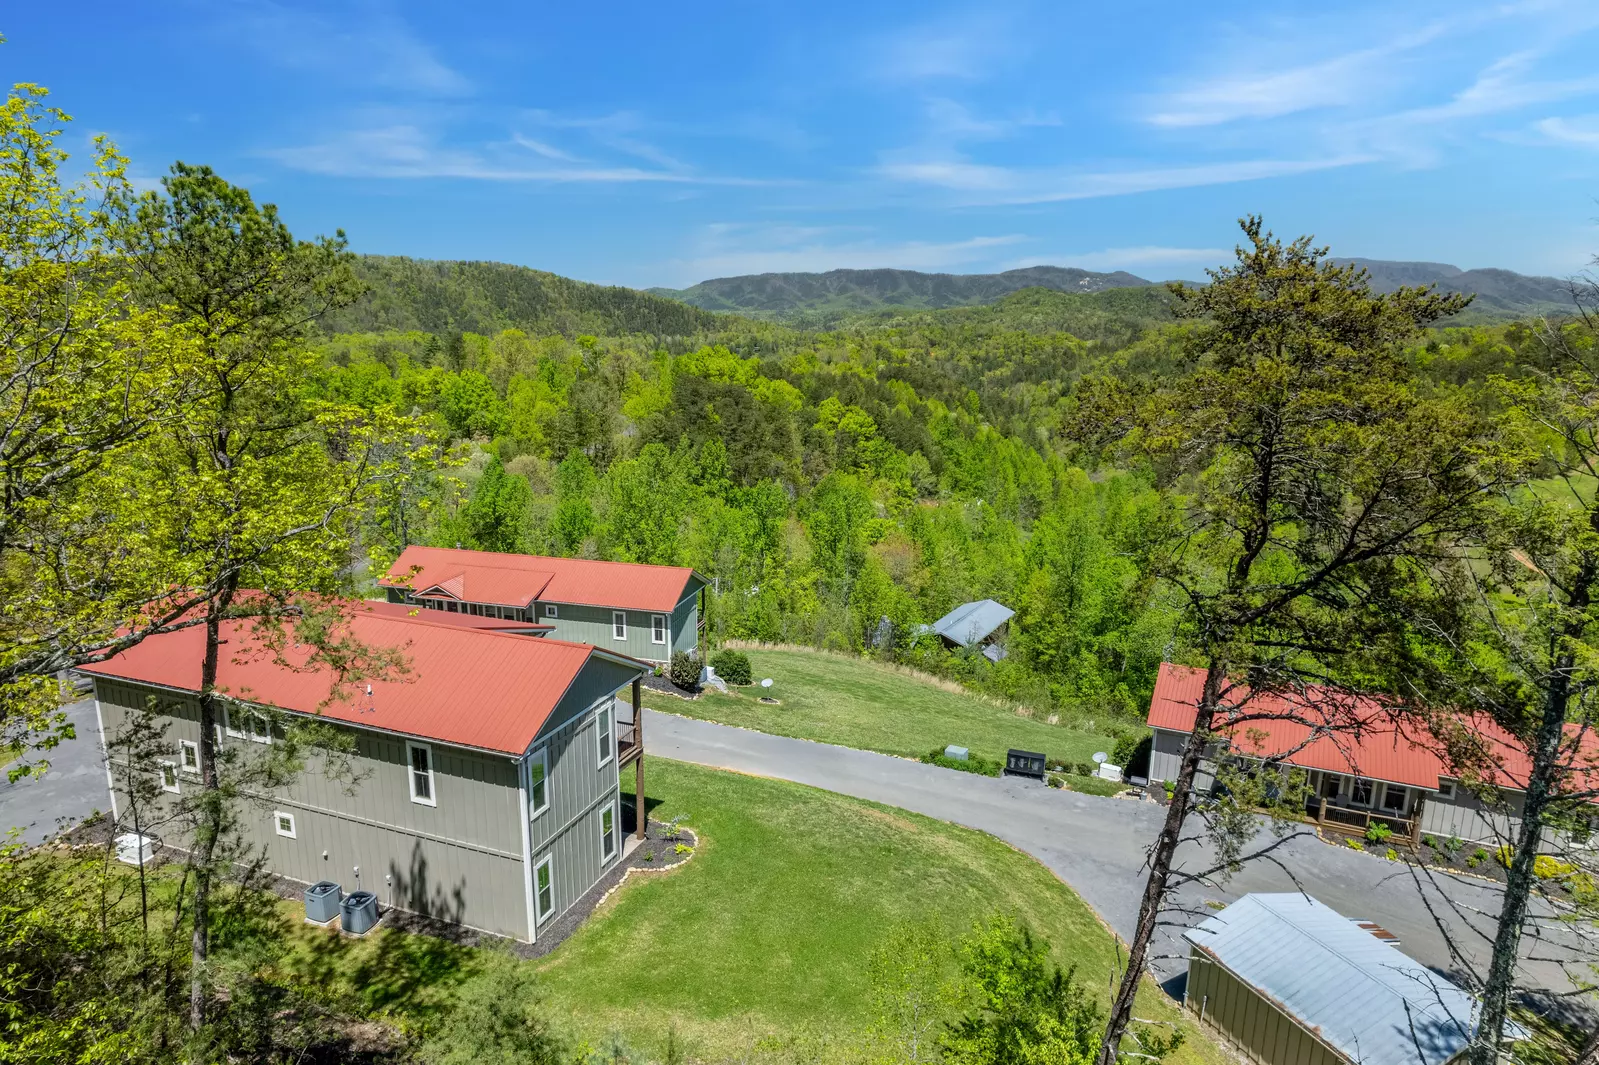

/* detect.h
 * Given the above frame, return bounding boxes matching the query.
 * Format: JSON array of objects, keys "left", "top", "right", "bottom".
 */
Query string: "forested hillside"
[
  {"left": 320, "top": 255, "right": 728, "bottom": 337},
  {"left": 648, "top": 264, "right": 1150, "bottom": 318},
  {"left": 319, "top": 251, "right": 1574, "bottom": 723}
]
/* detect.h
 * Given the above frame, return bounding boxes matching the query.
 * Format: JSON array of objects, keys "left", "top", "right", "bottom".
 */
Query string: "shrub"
[
  {"left": 1421, "top": 835, "right": 1437, "bottom": 850},
  {"left": 1074, "top": 762, "right": 1094, "bottom": 778},
  {"left": 669, "top": 651, "right": 701, "bottom": 690},
  {"left": 1495, "top": 845, "right": 1513, "bottom": 869},
  {"left": 1533, "top": 855, "right": 1576, "bottom": 879},
  {"left": 1365, "top": 822, "right": 1393, "bottom": 845},
  {"left": 1442, "top": 835, "right": 1464, "bottom": 856},
  {"left": 1385, "top": 848, "right": 1400, "bottom": 861},
  {"left": 1346, "top": 839, "right": 1364, "bottom": 851},
  {"left": 1111, "top": 732, "right": 1152, "bottom": 777},
  {"left": 709, "top": 649, "right": 753, "bottom": 685},
  {"left": 922, "top": 748, "right": 1002, "bottom": 777}
]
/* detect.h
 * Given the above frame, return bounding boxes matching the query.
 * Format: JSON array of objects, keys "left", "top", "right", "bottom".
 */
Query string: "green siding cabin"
[{"left": 381, "top": 545, "right": 706, "bottom": 665}]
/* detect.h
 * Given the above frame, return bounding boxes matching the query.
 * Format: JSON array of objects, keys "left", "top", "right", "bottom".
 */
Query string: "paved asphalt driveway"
[
  {"left": 0, "top": 697, "right": 107, "bottom": 846},
  {"left": 644, "top": 709, "right": 1579, "bottom": 993},
  {"left": 2, "top": 698, "right": 1576, "bottom": 993}
]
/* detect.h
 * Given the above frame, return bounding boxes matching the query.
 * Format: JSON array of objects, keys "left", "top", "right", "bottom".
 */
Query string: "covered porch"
[
  {"left": 1304, "top": 769, "right": 1425, "bottom": 848},
  {"left": 615, "top": 678, "right": 647, "bottom": 842}
]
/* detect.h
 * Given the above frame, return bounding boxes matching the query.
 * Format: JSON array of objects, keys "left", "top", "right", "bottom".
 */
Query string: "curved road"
[{"left": 645, "top": 709, "right": 1576, "bottom": 992}]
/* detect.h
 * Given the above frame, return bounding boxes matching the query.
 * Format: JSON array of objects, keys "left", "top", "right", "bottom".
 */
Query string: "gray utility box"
[
  {"left": 341, "top": 890, "right": 379, "bottom": 935},
  {"left": 304, "top": 881, "right": 343, "bottom": 924},
  {"left": 944, "top": 745, "right": 969, "bottom": 761}
]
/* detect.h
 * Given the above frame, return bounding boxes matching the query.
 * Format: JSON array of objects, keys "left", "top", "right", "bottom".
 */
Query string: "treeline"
[{"left": 315, "top": 283, "right": 1566, "bottom": 721}]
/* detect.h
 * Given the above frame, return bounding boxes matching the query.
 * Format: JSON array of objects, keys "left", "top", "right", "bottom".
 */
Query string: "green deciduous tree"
[
  {"left": 114, "top": 162, "right": 438, "bottom": 1030},
  {"left": 459, "top": 454, "right": 531, "bottom": 553}
]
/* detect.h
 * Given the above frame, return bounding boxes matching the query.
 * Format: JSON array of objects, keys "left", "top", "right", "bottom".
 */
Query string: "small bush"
[
  {"left": 1421, "top": 835, "right": 1437, "bottom": 850},
  {"left": 1073, "top": 762, "right": 1094, "bottom": 778},
  {"left": 1443, "top": 835, "right": 1464, "bottom": 856},
  {"left": 1385, "top": 848, "right": 1400, "bottom": 861},
  {"left": 1162, "top": 780, "right": 1176, "bottom": 800},
  {"left": 1365, "top": 822, "right": 1393, "bottom": 844},
  {"left": 922, "top": 748, "right": 1002, "bottom": 777},
  {"left": 669, "top": 651, "right": 701, "bottom": 690},
  {"left": 1533, "top": 855, "right": 1576, "bottom": 879},
  {"left": 1346, "top": 839, "right": 1364, "bottom": 851},
  {"left": 709, "top": 649, "right": 753, "bottom": 685},
  {"left": 1495, "top": 845, "right": 1513, "bottom": 869}
]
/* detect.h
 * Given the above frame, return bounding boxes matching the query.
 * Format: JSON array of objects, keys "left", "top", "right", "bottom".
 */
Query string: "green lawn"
[
  {"left": 529, "top": 759, "right": 1223, "bottom": 1064},
  {"left": 671, "top": 648, "right": 1121, "bottom": 769}
]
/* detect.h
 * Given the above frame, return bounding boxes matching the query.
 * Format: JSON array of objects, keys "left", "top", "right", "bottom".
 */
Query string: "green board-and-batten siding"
[{"left": 1186, "top": 948, "right": 1350, "bottom": 1065}]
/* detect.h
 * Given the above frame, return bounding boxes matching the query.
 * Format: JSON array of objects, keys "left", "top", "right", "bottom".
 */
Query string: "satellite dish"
[
  {"left": 761, "top": 678, "right": 773, "bottom": 689},
  {"left": 1092, "top": 752, "right": 1108, "bottom": 764}
]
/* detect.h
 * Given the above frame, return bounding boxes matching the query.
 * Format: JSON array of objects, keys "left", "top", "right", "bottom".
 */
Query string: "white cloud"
[
  {"left": 1534, "top": 115, "right": 1599, "bottom": 147},
  {"left": 239, "top": 3, "right": 471, "bottom": 97},
  {"left": 876, "top": 154, "right": 1376, "bottom": 205},
  {"left": 873, "top": 11, "right": 1021, "bottom": 82},
  {"left": 656, "top": 226, "right": 1027, "bottom": 287},
  {"left": 264, "top": 124, "right": 765, "bottom": 184}
]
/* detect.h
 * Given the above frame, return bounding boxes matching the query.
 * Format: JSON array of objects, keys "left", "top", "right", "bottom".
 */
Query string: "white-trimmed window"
[
  {"left": 534, "top": 855, "right": 554, "bottom": 921},
  {"left": 223, "top": 707, "right": 244, "bottom": 739},
  {"left": 1351, "top": 778, "right": 1373, "bottom": 806},
  {"left": 651, "top": 614, "right": 667, "bottom": 645},
  {"left": 407, "top": 742, "right": 437, "bottom": 806},
  {"left": 1380, "top": 784, "right": 1408, "bottom": 813},
  {"left": 158, "top": 760, "right": 180, "bottom": 794},
  {"left": 612, "top": 611, "right": 627, "bottom": 640},
  {"left": 544, "top": 603, "right": 558, "bottom": 619},
  {"left": 1319, "top": 774, "right": 1342, "bottom": 800},
  {"left": 179, "top": 739, "right": 199, "bottom": 774},
  {"left": 529, "top": 748, "right": 549, "bottom": 817},
  {"left": 273, "top": 810, "right": 297, "bottom": 839},
  {"left": 1436, "top": 779, "right": 1456, "bottom": 800},
  {"left": 601, "top": 804, "right": 617, "bottom": 862},
  {"left": 247, "top": 712, "right": 271, "bottom": 745},
  {"left": 597, "top": 704, "right": 613, "bottom": 766}
]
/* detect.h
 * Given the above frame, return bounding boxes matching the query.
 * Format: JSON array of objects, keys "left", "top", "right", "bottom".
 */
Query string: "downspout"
[
  {"left": 516, "top": 752, "right": 536, "bottom": 943},
  {"left": 93, "top": 683, "right": 118, "bottom": 822}
]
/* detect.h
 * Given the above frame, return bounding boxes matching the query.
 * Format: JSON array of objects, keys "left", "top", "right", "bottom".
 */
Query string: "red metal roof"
[
  {"left": 359, "top": 598, "right": 553, "bottom": 634},
  {"left": 80, "top": 604, "right": 642, "bottom": 755},
  {"left": 381, "top": 545, "right": 700, "bottom": 613},
  {"left": 1147, "top": 662, "right": 1599, "bottom": 796}
]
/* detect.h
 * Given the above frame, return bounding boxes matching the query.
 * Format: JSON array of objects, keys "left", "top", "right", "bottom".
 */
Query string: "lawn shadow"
[{"left": 623, "top": 791, "right": 672, "bottom": 835}]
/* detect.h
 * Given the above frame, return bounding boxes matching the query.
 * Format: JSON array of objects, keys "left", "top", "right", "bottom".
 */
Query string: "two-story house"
[
  {"left": 379, "top": 546, "right": 707, "bottom": 666},
  {"left": 81, "top": 600, "right": 650, "bottom": 942}
]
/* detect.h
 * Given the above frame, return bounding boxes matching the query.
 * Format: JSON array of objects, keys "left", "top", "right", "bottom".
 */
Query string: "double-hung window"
[
  {"left": 158, "top": 761, "right": 180, "bottom": 794},
  {"left": 408, "top": 742, "right": 437, "bottom": 806},
  {"left": 528, "top": 748, "right": 549, "bottom": 817},
  {"left": 223, "top": 707, "right": 245, "bottom": 739},
  {"left": 534, "top": 855, "right": 554, "bottom": 922},
  {"left": 1380, "top": 784, "right": 1408, "bottom": 813},
  {"left": 1351, "top": 778, "right": 1373, "bottom": 806},
  {"left": 601, "top": 805, "right": 617, "bottom": 862},
  {"left": 179, "top": 740, "right": 200, "bottom": 774},
  {"left": 597, "top": 705, "right": 614, "bottom": 766},
  {"left": 651, "top": 614, "right": 667, "bottom": 645},
  {"left": 612, "top": 611, "right": 627, "bottom": 641}
]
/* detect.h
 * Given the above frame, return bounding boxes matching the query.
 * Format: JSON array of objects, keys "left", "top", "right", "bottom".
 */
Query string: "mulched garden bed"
[{"left": 641, "top": 672, "right": 698, "bottom": 700}]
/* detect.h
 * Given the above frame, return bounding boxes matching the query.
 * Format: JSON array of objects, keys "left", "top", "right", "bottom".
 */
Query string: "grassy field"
[
  {"left": 530, "top": 759, "right": 1223, "bottom": 1064},
  {"left": 668, "top": 648, "right": 1123, "bottom": 770}
]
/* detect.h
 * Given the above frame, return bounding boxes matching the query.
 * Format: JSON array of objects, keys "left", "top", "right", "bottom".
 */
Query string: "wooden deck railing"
[
  {"left": 617, "top": 720, "right": 641, "bottom": 765},
  {"left": 1311, "top": 797, "right": 1420, "bottom": 847}
]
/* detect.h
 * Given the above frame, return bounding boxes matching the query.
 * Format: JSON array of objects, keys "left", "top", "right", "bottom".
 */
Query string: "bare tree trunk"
[
  {"left": 1573, "top": 1023, "right": 1599, "bottom": 1065},
  {"left": 1095, "top": 660, "right": 1225, "bottom": 1065},
  {"left": 1468, "top": 551, "right": 1593, "bottom": 1065},
  {"left": 188, "top": 585, "right": 233, "bottom": 1032}
]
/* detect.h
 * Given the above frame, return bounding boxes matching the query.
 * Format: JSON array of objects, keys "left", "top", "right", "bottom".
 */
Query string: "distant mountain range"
[
  {"left": 649, "top": 260, "right": 1581, "bottom": 324},
  {"left": 648, "top": 266, "right": 1150, "bottom": 317}
]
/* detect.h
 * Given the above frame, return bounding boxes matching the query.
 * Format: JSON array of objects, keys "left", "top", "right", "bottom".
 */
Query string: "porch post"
[
  {"left": 633, "top": 677, "right": 645, "bottom": 840},
  {"left": 1318, "top": 796, "right": 1327, "bottom": 824}
]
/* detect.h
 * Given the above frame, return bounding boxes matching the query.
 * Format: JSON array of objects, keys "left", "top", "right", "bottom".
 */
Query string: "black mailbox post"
[{"left": 1005, "top": 748, "right": 1047, "bottom": 778}]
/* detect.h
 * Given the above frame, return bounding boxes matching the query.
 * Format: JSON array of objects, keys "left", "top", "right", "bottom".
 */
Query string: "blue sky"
[{"left": 7, "top": 1, "right": 1599, "bottom": 287}]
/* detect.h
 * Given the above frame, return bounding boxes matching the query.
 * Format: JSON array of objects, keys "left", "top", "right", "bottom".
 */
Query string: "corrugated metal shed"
[
  {"left": 931, "top": 599, "right": 1014, "bottom": 647},
  {"left": 1184, "top": 894, "right": 1478, "bottom": 1065}
]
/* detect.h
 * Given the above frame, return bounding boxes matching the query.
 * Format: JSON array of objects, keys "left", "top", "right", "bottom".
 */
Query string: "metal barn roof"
[
  {"left": 1184, "top": 893, "right": 1479, "bottom": 1065},
  {"left": 930, "top": 599, "right": 1014, "bottom": 647},
  {"left": 381, "top": 545, "right": 703, "bottom": 614},
  {"left": 79, "top": 601, "right": 646, "bottom": 755}
]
